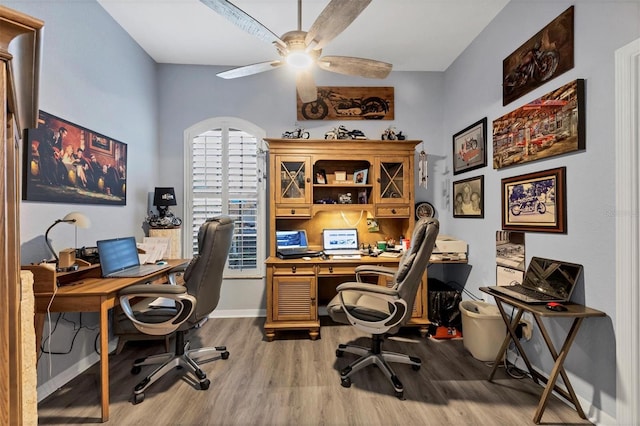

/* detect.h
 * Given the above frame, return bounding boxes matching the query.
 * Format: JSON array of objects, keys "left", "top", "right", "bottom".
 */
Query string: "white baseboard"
[
  {"left": 506, "top": 351, "right": 616, "bottom": 425},
  {"left": 37, "top": 338, "right": 118, "bottom": 402}
]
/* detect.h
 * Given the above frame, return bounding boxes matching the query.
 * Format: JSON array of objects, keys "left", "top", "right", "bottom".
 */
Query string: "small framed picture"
[
  {"left": 353, "top": 168, "right": 368, "bottom": 184},
  {"left": 501, "top": 166, "right": 566, "bottom": 233},
  {"left": 334, "top": 171, "right": 347, "bottom": 182},
  {"left": 453, "top": 175, "right": 484, "bottom": 218},
  {"left": 315, "top": 169, "right": 327, "bottom": 184},
  {"left": 453, "top": 117, "right": 487, "bottom": 175}
]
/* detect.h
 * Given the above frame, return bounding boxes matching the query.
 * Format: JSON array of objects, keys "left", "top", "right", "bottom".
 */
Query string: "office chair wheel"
[
  {"left": 395, "top": 390, "right": 404, "bottom": 399},
  {"left": 200, "top": 379, "right": 211, "bottom": 390},
  {"left": 336, "top": 349, "right": 344, "bottom": 357},
  {"left": 131, "top": 366, "right": 142, "bottom": 375},
  {"left": 340, "top": 377, "right": 352, "bottom": 388},
  {"left": 412, "top": 364, "right": 421, "bottom": 371},
  {"left": 133, "top": 393, "right": 145, "bottom": 404},
  {"left": 221, "top": 351, "right": 230, "bottom": 360}
]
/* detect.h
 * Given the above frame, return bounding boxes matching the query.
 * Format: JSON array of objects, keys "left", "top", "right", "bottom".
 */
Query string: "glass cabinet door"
[
  {"left": 375, "top": 157, "right": 410, "bottom": 204},
  {"left": 275, "top": 155, "right": 311, "bottom": 204}
]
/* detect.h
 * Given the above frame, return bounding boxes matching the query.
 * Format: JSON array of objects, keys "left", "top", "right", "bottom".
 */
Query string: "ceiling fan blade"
[
  {"left": 217, "top": 60, "right": 283, "bottom": 79},
  {"left": 200, "top": 0, "right": 286, "bottom": 49},
  {"left": 317, "top": 56, "right": 392, "bottom": 79},
  {"left": 305, "top": 0, "right": 372, "bottom": 50},
  {"left": 296, "top": 70, "right": 318, "bottom": 103}
]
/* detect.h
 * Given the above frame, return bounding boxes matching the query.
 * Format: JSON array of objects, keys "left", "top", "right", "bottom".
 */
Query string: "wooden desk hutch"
[{"left": 264, "top": 138, "right": 432, "bottom": 341}]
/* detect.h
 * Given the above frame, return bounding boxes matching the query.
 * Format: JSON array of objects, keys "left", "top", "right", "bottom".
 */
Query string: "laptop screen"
[
  {"left": 322, "top": 228, "right": 359, "bottom": 251},
  {"left": 97, "top": 237, "right": 140, "bottom": 276},
  {"left": 523, "top": 256, "right": 583, "bottom": 300},
  {"left": 276, "top": 230, "right": 308, "bottom": 251}
]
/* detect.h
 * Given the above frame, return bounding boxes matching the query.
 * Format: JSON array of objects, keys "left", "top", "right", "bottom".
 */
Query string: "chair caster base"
[
  {"left": 133, "top": 392, "right": 145, "bottom": 405},
  {"left": 200, "top": 378, "right": 210, "bottom": 390},
  {"left": 340, "top": 377, "right": 351, "bottom": 388}
]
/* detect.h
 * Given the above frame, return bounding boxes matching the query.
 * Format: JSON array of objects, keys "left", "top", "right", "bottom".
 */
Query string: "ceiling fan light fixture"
[{"left": 286, "top": 51, "right": 313, "bottom": 69}]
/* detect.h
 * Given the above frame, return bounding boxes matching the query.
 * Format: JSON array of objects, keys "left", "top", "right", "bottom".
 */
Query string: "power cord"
[{"left": 445, "top": 280, "right": 483, "bottom": 300}]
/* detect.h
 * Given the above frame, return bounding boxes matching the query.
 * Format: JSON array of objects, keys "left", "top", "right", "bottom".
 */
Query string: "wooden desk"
[
  {"left": 265, "top": 256, "right": 467, "bottom": 341},
  {"left": 480, "top": 287, "right": 606, "bottom": 424},
  {"left": 24, "top": 259, "right": 187, "bottom": 422}
]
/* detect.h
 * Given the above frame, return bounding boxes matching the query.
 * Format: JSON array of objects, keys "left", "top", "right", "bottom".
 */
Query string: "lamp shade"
[
  {"left": 62, "top": 211, "right": 91, "bottom": 228},
  {"left": 153, "top": 187, "right": 177, "bottom": 207}
]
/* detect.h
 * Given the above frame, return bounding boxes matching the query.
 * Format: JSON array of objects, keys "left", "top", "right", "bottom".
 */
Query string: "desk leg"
[
  {"left": 99, "top": 298, "right": 110, "bottom": 422},
  {"left": 532, "top": 315, "right": 586, "bottom": 423}
]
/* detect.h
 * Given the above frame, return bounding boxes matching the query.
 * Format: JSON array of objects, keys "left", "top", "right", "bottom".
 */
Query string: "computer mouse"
[
  {"left": 302, "top": 256, "right": 311, "bottom": 261},
  {"left": 546, "top": 302, "right": 567, "bottom": 312},
  {"left": 156, "top": 261, "right": 168, "bottom": 266}
]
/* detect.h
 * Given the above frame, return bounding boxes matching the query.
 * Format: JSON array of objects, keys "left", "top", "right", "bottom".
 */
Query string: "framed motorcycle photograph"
[
  {"left": 453, "top": 117, "right": 487, "bottom": 175},
  {"left": 502, "top": 5, "right": 574, "bottom": 106},
  {"left": 501, "top": 167, "right": 566, "bottom": 233}
]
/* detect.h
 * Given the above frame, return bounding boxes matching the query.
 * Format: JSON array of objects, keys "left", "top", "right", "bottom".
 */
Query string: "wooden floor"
[{"left": 38, "top": 317, "right": 593, "bottom": 425}]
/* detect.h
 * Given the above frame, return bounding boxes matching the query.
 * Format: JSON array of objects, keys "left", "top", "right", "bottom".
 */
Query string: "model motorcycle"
[
  {"left": 282, "top": 128, "right": 310, "bottom": 139},
  {"left": 510, "top": 196, "right": 546, "bottom": 216},
  {"left": 300, "top": 89, "right": 389, "bottom": 120},
  {"left": 503, "top": 45, "right": 559, "bottom": 95}
]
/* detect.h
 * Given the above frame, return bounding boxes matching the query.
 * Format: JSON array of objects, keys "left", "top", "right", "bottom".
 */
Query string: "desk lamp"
[
  {"left": 44, "top": 211, "right": 91, "bottom": 263},
  {"left": 153, "top": 187, "right": 177, "bottom": 218}
]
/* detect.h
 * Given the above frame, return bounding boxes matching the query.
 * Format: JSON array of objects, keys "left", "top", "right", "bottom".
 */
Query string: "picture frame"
[
  {"left": 23, "top": 110, "right": 127, "bottom": 205},
  {"left": 453, "top": 117, "right": 487, "bottom": 175},
  {"left": 314, "top": 169, "right": 327, "bottom": 184},
  {"left": 297, "top": 86, "right": 394, "bottom": 121},
  {"left": 357, "top": 189, "right": 368, "bottom": 205},
  {"left": 353, "top": 168, "right": 368, "bottom": 184},
  {"left": 501, "top": 166, "right": 566, "bottom": 233},
  {"left": 334, "top": 171, "right": 347, "bottom": 182},
  {"left": 493, "top": 79, "right": 585, "bottom": 169},
  {"left": 502, "top": 6, "right": 574, "bottom": 106},
  {"left": 453, "top": 175, "right": 484, "bottom": 218}
]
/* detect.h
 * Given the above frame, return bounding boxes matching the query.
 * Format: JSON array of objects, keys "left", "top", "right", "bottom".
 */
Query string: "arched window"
[{"left": 184, "top": 117, "right": 267, "bottom": 278}]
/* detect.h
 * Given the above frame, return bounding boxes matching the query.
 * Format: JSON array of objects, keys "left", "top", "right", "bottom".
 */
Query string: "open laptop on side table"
[{"left": 480, "top": 256, "right": 605, "bottom": 424}]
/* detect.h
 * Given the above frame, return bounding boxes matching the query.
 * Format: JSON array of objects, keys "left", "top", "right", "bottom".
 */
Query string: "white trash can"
[{"left": 459, "top": 300, "right": 506, "bottom": 361}]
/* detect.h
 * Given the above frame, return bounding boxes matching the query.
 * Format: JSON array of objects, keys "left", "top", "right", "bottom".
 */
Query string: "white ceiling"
[{"left": 98, "top": 0, "right": 510, "bottom": 72}]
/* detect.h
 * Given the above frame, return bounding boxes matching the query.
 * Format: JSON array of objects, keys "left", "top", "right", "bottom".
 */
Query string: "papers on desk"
[{"left": 137, "top": 237, "right": 170, "bottom": 264}]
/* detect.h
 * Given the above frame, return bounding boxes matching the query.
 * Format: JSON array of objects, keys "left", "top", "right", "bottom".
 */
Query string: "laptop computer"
[
  {"left": 97, "top": 236, "right": 169, "bottom": 278},
  {"left": 276, "top": 230, "right": 322, "bottom": 259},
  {"left": 487, "top": 256, "right": 583, "bottom": 304},
  {"left": 322, "top": 228, "right": 361, "bottom": 258}
]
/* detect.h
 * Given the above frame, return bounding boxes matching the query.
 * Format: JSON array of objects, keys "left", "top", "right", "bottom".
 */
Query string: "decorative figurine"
[{"left": 282, "top": 128, "right": 310, "bottom": 139}]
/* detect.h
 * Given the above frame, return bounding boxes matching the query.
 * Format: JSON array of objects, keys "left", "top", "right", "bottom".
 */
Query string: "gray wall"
[
  {"left": 5, "top": 0, "right": 638, "bottom": 421},
  {"left": 442, "top": 0, "right": 639, "bottom": 420},
  {"left": 6, "top": 0, "right": 159, "bottom": 392}
]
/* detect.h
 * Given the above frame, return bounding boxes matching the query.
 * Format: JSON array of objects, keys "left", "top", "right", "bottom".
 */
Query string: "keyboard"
[
  {"left": 331, "top": 254, "right": 362, "bottom": 260},
  {"left": 506, "top": 285, "right": 555, "bottom": 300}
]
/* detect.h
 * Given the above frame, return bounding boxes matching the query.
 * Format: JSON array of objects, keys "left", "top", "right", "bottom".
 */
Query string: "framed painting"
[
  {"left": 501, "top": 167, "right": 566, "bottom": 233},
  {"left": 453, "top": 175, "right": 484, "bottom": 218},
  {"left": 453, "top": 117, "right": 487, "bottom": 175},
  {"left": 493, "top": 79, "right": 585, "bottom": 170},
  {"left": 502, "top": 6, "right": 574, "bottom": 106},
  {"left": 23, "top": 110, "right": 127, "bottom": 205},
  {"left": 297, "top": 86, "right": 394, "bottom": 120},
  {"left": 353, "top": 168, "right": 368, "bottom": 184}
]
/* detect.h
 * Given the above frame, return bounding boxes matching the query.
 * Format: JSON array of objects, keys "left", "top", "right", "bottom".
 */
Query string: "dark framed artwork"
[
  {"left": 314, "top": 169, "right": 327, "bottom": 184},
  {"left": 453, "top": 175, "right": 484, "bottom": 218},
  {"left": 23, "top": 110, "right": 127, "bottom": 205},
  {"left": 501, "top": 167, "right": 566, "bottom": 233},
  {"left": 297, "top": 86, "right": 394, "bottom": 120},
  {"left": 493, "top": 79, "right": 585, "bottom": 170},
  {"left": 502, "top": 6, "right": 574, "bottom": 105},
  {"left": 453, "top": 117, "right": 487, "bottom": 175}
]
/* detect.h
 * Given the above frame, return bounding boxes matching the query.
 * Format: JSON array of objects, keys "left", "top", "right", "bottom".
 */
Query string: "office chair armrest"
[
  {"left": 354, "top": 265, "right": 397, "bottom": 283},
  {"left": 167, "top": 262, "right": 189, "bottom": 285},
  {"left": 119, "top": 284, "right": 196, "bottom": 336},
  {"left": 336, "top": 282, "right": 406, "bottom": 334}
]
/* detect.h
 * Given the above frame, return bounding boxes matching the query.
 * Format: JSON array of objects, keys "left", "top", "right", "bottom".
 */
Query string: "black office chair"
[
  {"left": 117, "top": 216, "right": 234, "bottom": 404},
  {"left": 327, "top": 217, "right": 439, "bottom": 399}
]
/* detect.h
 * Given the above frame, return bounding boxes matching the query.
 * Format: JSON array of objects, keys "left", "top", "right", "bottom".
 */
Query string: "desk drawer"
[
  {"left": 317, "top": 264, "right": 356, "bottom": 276},
  {"left": 375, "top": 205, "right": 410, "bottom": 218},
  {"left": 275, "top": 205, "right": 312, "bottom": 217},
  {"left": 272, "top": 264, "right": 315, "bottom": 275}
]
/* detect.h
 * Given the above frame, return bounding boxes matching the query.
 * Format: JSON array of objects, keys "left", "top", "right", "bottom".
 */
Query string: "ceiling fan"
[{"left": 200, "top": 0, "right": 392, "bottom": 103}]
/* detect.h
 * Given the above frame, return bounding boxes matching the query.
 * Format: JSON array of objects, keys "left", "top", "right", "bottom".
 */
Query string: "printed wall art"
[
  {"left": 297, "top": 86, "right": 394, "bottom": 120},
  {"left": 24, "top": 111, "right": 127, "bottom": 205},
  {"left": 502, "top": 6, "right": 574, "bottom": 106},
  {"left": 493, "top": 79, "right": 585, "bottom": 170}
]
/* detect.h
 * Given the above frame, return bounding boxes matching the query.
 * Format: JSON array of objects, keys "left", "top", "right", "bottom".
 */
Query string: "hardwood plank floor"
[{"left": 37, "top": 317, "right": 593, "bottom": 425}]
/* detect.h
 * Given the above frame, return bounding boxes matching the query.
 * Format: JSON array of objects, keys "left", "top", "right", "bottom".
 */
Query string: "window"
[{"left": 184, "top": 117, "right": 267, "bottom": 278}]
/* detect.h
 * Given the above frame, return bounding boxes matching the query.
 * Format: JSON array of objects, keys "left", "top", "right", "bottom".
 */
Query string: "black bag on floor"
[{"left": 427, "top": 278, "right": 462, "bottom": 329}]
